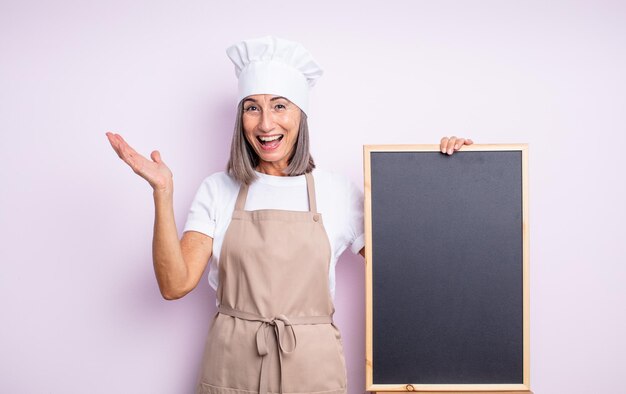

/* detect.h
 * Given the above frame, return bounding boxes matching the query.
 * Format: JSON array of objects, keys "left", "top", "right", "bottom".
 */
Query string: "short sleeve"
[
  {"left": 346, "top": 180, "right": 365, "bottom": 254},
  {"left": 182, "top": 176, "right": 218, "bottom": 238}
]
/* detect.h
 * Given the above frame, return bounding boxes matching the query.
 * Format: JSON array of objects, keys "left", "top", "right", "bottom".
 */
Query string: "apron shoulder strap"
[
  {"left": 305, "top": 172, "right": 318, "bottom": 214},
  {"left": 234, "top": 182, "right": 249, "bottom": 211}
]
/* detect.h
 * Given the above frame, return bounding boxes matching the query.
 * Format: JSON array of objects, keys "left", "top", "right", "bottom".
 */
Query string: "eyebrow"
[{"left": 242, "top": 96, "right": 290, "bottom": 104}]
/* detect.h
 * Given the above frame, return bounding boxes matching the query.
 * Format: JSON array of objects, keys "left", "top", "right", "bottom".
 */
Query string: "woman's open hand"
[
  {"left": 106, "top": 132, "right": 173, "bottom": 192},
  {"left": 440, "top": 136, "right": 473, "bottom": 155}
]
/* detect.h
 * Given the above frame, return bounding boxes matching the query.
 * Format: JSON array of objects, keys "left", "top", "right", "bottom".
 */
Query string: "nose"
[{"left": 258, "top": 109, "right": 276, "bottom": 133}]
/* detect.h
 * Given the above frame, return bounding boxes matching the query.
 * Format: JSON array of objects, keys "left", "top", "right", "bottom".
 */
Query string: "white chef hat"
[{"left": 226, "top": 35, "right": 323, "bottom": 114}]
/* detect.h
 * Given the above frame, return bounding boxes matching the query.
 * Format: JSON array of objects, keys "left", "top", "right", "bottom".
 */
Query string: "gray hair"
[{"left": 226, "top": 101, "right": 316, "bottom": 185}]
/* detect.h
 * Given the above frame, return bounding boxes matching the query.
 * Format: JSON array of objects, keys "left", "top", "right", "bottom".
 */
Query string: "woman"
[{"left": 106, "top": 36, "right": 472, "bottom": 394}]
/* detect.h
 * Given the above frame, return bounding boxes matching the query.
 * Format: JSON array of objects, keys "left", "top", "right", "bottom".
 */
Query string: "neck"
[{"left": 256, "top": 160, "right": 289, "bottom": 176}]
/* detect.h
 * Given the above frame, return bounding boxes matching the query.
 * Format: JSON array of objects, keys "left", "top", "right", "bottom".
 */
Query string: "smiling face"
[{"left": 241, "top": 94, "right": 302, "bottom": 175}]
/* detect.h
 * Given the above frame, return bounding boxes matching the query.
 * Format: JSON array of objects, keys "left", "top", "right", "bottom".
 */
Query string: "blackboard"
[{"left": 364, "top": 145, "right": 530, "bottom": 393}]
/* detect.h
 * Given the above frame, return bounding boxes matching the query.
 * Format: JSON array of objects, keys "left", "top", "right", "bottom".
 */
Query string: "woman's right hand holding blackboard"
[{"left": 440, "top": 136, "right": 473, "bottom": 155}]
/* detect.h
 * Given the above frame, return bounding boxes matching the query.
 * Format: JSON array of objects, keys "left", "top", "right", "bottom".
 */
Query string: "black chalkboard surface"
[{"left": 364, "top": 145, "right": 530, "bottom": 393}]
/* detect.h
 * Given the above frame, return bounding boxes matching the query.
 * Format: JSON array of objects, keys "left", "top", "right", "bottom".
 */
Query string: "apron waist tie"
[{"left": 218, "top": 305, "right": 333, "bottom": 394}]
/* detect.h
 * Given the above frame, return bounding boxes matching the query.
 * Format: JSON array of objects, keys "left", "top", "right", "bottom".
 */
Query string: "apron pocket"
[{"left": 281, "top": 324, "right": 347, "bottom": 393}]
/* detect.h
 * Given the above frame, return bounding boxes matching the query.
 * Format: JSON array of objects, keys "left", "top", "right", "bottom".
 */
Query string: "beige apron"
[{"left": 196, "top": 172, "right": 347, "bottom": 394}]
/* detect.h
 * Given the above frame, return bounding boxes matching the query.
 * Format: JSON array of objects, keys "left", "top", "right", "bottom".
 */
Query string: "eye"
[
  {"left": 244, "top": 105, "right": 258, "bottom": 112},
  {"left": 274, "top": 103, "right": 286, "bottom": 110}
]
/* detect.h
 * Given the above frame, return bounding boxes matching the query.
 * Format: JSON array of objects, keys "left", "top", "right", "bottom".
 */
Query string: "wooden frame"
[{"left": 363, "top": 144, "right": 530, "bottom": 393}]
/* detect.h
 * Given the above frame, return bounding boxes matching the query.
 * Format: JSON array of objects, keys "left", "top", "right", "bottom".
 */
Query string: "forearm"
[{"left": 152, "top": 187, "right": 189, "bottom": 299}]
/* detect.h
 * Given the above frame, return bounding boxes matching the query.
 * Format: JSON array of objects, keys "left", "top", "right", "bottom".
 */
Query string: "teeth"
[{"left": 258, "top": 135, "right": 282, "bottom": 142}]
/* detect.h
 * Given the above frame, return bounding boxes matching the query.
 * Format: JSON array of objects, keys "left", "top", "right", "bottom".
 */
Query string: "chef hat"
[{"left": 226, "top": 35, "right": 323, "bottom": 114}]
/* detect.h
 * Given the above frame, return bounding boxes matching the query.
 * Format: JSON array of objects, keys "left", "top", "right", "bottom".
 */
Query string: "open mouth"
[{"left": 257, "top": 134, "right": 284, "bottom": 150}]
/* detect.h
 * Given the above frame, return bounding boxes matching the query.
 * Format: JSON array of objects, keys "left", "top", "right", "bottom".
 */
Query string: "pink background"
[{"left": 1, "top": 1, "right": 625, "bottom": 393}]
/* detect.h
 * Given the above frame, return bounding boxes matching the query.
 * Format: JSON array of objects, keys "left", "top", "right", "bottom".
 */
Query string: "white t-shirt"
[{"left": 182, "top": 169, "right": 365, "bottom": 303}]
